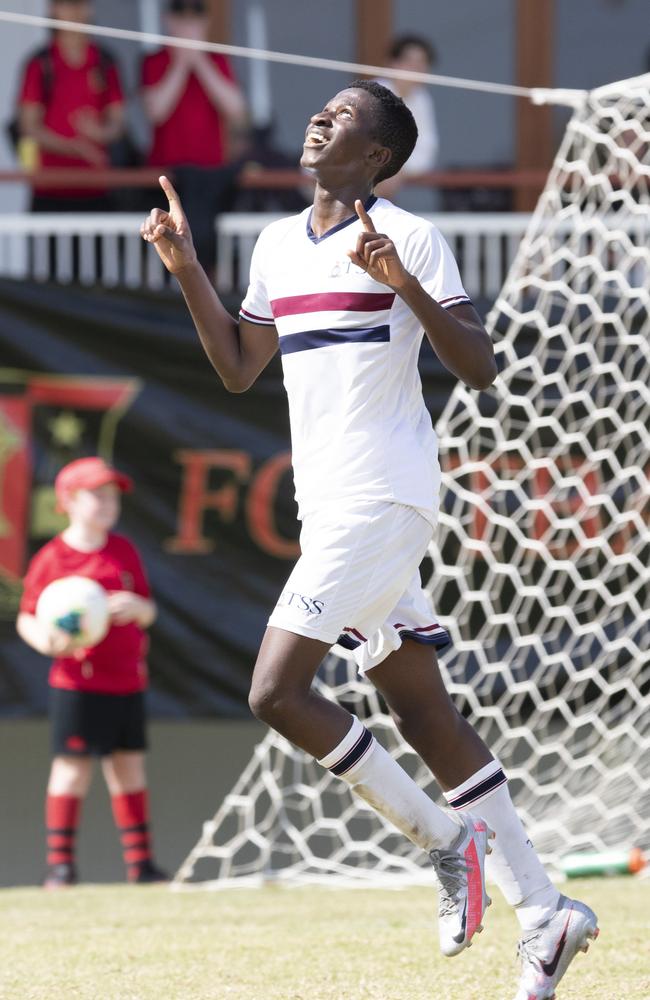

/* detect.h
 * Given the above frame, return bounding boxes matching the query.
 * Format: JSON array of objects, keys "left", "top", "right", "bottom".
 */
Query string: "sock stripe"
[
  {"left": 45, "top": 794, "right": 81, "bottom": 870},
  {"left": 329, "top": 727, "right": 373, "bottom": 776},
  {"left": 121, "top": 832, "right": 151, "bottom": 848},
  {"left": 124, "top": 846, "right": 152, "bottom": 863},
  {"left": 47, "top": 850, "right": 74, "bottom": 864},
  {"left": 118, "top": 822, "right": 149, "bottom": 836},
  {"left": 447, "top": 768, "right": 507, "bottom": 809},
  {"left": 111, "top": 790, "right": 148, "bottom": 828},
  {"left": 47, "top": 833, "right": 75, "bottom": 847}
]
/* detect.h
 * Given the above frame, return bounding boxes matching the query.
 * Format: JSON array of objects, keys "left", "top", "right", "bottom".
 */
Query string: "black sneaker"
[
  {"left": 128, "top": 860, "right": 169, "bottom": 884},
  {"left": 43, "top": 862, "right": 77, "bottom": 889}
]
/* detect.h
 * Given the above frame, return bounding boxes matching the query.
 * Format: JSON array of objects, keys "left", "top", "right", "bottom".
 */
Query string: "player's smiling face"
[{"left": 300, "top": 88, "right": 390, "bottom": 180}]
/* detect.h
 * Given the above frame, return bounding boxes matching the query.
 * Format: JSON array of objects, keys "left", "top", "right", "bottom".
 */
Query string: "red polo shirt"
[
  {"left": 142, "top": 49, "right": 235, "bottom": 167},
  {"left": 19, "top": 41, "right": 123, "bottom": 196},
  {"left": 20, "top": 533, "right": 151, "bottom": 695}
]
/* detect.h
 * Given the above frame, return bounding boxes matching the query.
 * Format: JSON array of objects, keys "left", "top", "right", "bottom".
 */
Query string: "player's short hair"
[{"left": 348, "top": 79, "right": 419, "bottom": 183}]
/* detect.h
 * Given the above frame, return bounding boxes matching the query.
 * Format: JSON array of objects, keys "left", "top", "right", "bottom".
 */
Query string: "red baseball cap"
[{"left": 55, "top": 457, "right": 133, "bottom": 511}]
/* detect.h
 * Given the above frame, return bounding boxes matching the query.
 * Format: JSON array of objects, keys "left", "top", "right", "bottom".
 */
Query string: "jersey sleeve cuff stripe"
[
  {"left": 438, "top": 294, "right": 472, "bottom": 309},
  {"left": 240, "top": 308, "right": 275, "bottom": 325}
]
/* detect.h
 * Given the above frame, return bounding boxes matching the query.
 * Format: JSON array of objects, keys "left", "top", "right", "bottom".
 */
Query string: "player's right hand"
[{"left": 140, "top": 176, "right": 198, "bottom": 274}]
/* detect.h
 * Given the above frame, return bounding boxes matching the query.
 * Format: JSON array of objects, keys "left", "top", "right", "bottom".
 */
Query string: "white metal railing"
[
  {"left": 3, "top": 211, "right": 648, "bottom": 299},
  {"left": 0, "top": 211, "right": 535, "bottom": 299},
  {"left": 0, "top": 213, "right": 167, "bottom": 289},
  {"left": 215, "top": 212, "right": 534, "bottom": 300}
]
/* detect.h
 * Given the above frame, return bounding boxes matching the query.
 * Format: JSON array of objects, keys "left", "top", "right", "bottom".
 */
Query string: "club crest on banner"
[{"left": 0, "top": 374, "right": 140, "bottom": 618}]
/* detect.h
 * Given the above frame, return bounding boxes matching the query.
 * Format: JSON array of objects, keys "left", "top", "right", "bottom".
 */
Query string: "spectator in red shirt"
[
  {"left": 17, "top": 458, "right": 166, "bottom": 888},
  {"left": 141, "top": 0, "right": 248, "bottom": 272},
  {"left": 17, "top": 0, "right": 125, "bottom": 210},
  {"left": 141, "top": 0, "right": 247, "bottom": 170}
]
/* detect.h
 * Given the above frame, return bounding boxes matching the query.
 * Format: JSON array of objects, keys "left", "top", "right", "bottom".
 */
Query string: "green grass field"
[{"left": 1, "top": 878, "right": 647, "bottom": 999}]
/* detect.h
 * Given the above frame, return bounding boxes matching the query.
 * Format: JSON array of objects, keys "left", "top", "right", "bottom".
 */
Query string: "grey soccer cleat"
[
  {"left": 430, "top": 812, "right": 493, "bottom": 957},
  {"left": 512, "top": 894, "right": 599, "bottom": 1000}
]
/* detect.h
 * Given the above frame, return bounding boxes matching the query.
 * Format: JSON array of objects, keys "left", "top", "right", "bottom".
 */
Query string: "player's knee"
[{"left": 49, "top": 754, "right": 92, "bottom": 795}]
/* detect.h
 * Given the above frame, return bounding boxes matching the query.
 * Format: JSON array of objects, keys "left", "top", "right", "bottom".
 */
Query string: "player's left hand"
[
  {"left": 107, "top": 591, "right": 146, "bottom": 626},
  {"left": 347, "top": 199, "right": 411, "bottom": 290}
]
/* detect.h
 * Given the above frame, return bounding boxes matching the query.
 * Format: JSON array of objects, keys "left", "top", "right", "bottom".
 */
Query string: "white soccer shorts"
[{"left": 267, "top": 500, "right": 451, "bottom": 672}]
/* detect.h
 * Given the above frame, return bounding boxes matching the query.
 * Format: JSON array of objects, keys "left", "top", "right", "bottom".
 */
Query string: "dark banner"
[{"left": 0, "top": 278, "right": 456, "bottom": 717}]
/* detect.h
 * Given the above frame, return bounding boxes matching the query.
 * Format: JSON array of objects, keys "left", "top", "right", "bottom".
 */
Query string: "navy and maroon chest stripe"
[
  {"left": 247, "top": 290, "right": 471, "bottom": 353},
  {"left": 270, "top": 289, "right": 395, "bottom": 355},
  {"left": 279, "top": 324, "right": 390, "bottom": 355},
  {"left": 270, "top": 290, "right": 395, "bottom": 318}
]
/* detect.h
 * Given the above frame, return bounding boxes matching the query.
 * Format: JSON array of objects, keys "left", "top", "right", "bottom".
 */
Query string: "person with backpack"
[{"left": 16, "top": 0, "right": 125, "bottom": 211}]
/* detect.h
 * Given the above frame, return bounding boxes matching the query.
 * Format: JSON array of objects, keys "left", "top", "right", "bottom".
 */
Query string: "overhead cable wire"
[{"left": 0, "top": 9, "right": 588, "bottom": 108}]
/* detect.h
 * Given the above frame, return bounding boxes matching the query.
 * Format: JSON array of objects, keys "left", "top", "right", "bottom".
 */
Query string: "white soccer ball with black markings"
[{"left": 36, "top": 576, "right": 109, "bottom": 649}]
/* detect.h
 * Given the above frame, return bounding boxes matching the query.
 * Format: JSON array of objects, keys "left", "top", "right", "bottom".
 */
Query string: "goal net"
[{"left": 175, "top": 74, "right": 650, "bottom": 888}]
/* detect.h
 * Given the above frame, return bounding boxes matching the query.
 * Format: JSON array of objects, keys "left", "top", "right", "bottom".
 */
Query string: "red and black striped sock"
[
  {"left": 111, "top": 789, "right": 153, "bottom": 881},
  {"left": 45, "top": 793, "right": 81, "bottom": 869}
]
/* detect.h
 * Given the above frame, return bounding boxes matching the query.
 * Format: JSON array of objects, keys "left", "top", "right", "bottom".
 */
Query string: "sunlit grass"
[{"left": 0, "top": 878, "right": 647, "bottom": 999}]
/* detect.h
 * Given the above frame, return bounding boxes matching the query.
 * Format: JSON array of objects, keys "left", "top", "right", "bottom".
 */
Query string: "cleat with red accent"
[
  {"left": 512, "top": 895, "right": 599, "bottom": 1000},
  {"left": 429, "top": 813, "right": 493, "bottom": 957}
]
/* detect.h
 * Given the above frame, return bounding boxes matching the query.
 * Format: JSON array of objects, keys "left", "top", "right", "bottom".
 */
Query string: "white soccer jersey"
[{"left": 240, "top": 195, "right": 471, "bottom": 525}]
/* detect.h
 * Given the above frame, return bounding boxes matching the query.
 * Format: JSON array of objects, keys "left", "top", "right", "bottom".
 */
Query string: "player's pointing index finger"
[
  {"left": 159, "top": 174, "right": 181, "bottom": 207},
  {"left": 355, "top": 199, "right": 376, "bottom": 233}
]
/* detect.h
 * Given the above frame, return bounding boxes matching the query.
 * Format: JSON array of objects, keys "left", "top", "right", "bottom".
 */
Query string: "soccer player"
[
  {"left": 141, "top": 81, "right": 598, "bottom": 995},
  {"left": 17, "top": 458, "right": 167, "bottom": 887}
]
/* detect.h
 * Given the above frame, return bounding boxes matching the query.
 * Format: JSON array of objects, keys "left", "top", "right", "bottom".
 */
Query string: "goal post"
[{"left": 174, "top": 74, "right": 650, "bottom": 888}]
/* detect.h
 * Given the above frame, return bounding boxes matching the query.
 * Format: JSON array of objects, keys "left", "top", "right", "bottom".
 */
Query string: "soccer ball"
[{"left": 36, "top": 576, "right": 110, "bottom": 648}]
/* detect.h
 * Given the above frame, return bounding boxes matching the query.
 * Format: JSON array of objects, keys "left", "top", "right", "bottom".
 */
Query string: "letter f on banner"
[{"left": 167, "top": 449, "right": 252, "bottom": 554}]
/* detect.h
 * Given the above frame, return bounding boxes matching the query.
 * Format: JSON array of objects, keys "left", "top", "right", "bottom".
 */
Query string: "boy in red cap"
[{"left": 17, "top": 457, "right": 166, "bottom": 887}]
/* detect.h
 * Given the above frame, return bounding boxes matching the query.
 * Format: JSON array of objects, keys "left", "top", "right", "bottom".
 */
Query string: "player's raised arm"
[
  {"left": 141, "top": 176, "right": 278, "bottom": 392},
  {"left": 348, "top": 200, "right": 496, "bottom": 391}
]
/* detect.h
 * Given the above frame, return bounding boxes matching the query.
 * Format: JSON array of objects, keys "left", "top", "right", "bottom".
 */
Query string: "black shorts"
[{"left": 50, "top": 689, "right": 147, "bottom": 758}]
